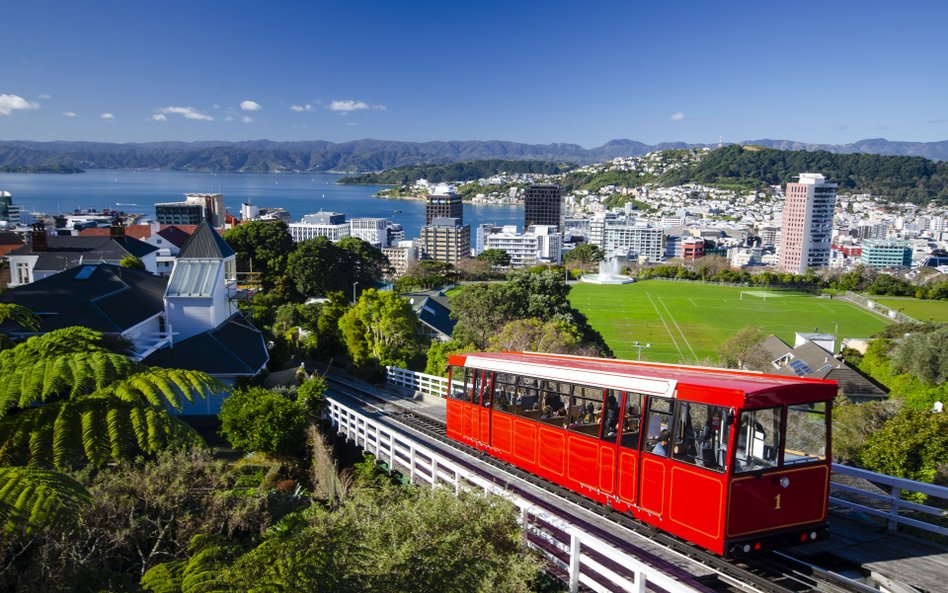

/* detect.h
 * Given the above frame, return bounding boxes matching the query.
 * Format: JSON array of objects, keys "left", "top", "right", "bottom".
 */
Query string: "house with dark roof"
[
  {"left": 1, "top": 220, "right": 268, "bottom": 414},
  {"left": 7, "top": 226, "right": 159, "bottom": 286},
  {"left": 79, "top": 223, "right": 198, "bottom": 275},
  {"left": 755, "top": 334, "right": 888, "bottom": 403},
  {"left": 404, "top": 291, "right": 455, "bottom": 341}
]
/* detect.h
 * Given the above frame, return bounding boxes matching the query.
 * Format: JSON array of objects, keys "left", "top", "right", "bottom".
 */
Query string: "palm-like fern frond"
[
  {"left": 0, "top": 466, "right": 91, "bottom": 536},
  {"left": 0, "top": 327, "right": 106, "bottom": 367},
  {"left": 0, "top": 351, "right": 141, "bottom": 418},
  {"left": 0, "top": 303, "right": 40, "bottom": 334},
  {"left": 105, "top": 368, "right": 221, "bottom": 410},
  {"left": 0, "top": 397, "right": 206, "bottom": 469},
  {"left": 142, "top": 534, "right": 234, "bottom": 593}
]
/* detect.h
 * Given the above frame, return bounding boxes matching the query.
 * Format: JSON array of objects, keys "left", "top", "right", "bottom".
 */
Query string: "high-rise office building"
[
  {"left": 0, "top": 191, "right": 22, "bottom": 226},
  {"left": 425, "top": 193, "right": 463, "bottom": 225},
  {"left": 777, "top": 173, "right": 837, "bottom": 274},
  {"left": 155, "top": 193, "right": 225, "bottom": 227},
  {"left": 420, "top": 217, "right": 470, "bottom": 265},
  {"left": 524, "top": 184, "right": 562, "bottom": 231}
]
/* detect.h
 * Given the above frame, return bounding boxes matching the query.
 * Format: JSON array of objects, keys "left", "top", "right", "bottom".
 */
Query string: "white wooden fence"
[
  {"left": 326, "top": 396, "right": 710, "bottom": 593},
  {"left": 385, "top": 366, "right": 948, "bottom": 538}
]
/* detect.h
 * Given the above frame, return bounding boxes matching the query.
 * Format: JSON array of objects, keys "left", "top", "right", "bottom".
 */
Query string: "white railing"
[
  {"left": 386, "top": 366, "right": 457, "bottom": 399},
  {"left": 842, "top": 291, "right": 919, "bottom": 324},
  {"left": 386, "top": 367, "right": 948, "bottom": 538},
  {"left": 326, "top": 397, "right": 709, "bottom": 593},
  {"left": 830, "top": 464, "right": 948, "bottom": 536}
]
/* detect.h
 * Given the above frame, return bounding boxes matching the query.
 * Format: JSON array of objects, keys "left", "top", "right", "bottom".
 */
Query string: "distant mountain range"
[{"left": 0, "top": 137, "right": 946, "bottom": 174}]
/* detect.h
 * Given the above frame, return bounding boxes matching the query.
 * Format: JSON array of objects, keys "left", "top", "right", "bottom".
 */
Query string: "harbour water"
[{"left": 0, "top": 170, "right": 524, "bottom": 239}]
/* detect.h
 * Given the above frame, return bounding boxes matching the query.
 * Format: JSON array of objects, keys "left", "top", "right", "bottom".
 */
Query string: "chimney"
[
  {"left": 110, "top": 219, "right": 126, "bottom": 238},
  {"left": 31, "top": 222, "right": 48, "bottom": 252}
]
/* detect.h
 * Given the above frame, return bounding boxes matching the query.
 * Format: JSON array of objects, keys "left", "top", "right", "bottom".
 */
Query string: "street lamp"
[
  {"left": 352, "top": 281, "right": 359, "bottom": 304},
  {"left": 633, "top": 340, "right": 651, "bottom": 361}
]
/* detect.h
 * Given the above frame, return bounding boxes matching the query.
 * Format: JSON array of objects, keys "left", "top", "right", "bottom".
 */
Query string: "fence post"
[
  {"left": 888, "top": 483, "right": 901, "bottom": 532},
  {"left": 568, "top": 532, "right": 581, "bottom": 593}
]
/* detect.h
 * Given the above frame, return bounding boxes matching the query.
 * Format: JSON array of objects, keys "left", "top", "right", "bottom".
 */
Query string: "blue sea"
[{"left": 0, "top": 170, "right": 524, "bottom": 239}]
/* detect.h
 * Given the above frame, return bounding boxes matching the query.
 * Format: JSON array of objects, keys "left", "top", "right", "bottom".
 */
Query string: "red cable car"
[{"left": 445, "top": 352, "right": 835, "bottom": 557}]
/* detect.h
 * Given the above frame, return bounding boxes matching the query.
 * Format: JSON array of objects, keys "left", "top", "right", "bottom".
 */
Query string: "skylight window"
[
  {"left": 166, "top": 260, "right": 220, "bottom": 297},
  {"left": 74, "top": 266, "right": 97, "bottom": 280}
]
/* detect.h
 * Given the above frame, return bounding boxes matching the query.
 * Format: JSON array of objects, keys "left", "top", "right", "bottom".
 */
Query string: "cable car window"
[
  {"left": 514, "top": 376, "right": 540, "bottom": 418},
  {"left": 493, "top": 373, "right": 517, "bottom": 413},
  {"left": 619, "top": 392, "right": 644, "bottom": 449},
  {"left": 671, "top": 402, "right": 727, "bottom": 472},
  {"left": 447, "top": 367, "right": 467, "bottom": 400},
  {"left": 480, "top": 372, "right": 493, "bottom": 407},
  {"left": 566, "top": 386, "right": 603, "bottom": 437},
  {"left": 465, "top": 369, "right": 481, "bottom": 404},
  {"left": 784, "top": 404, "right": 827, "bottom": 466},
  {"left": 539, "top": 380, "right": 568, "bottom": 427},
  {"left": 734, "top": 407, "right": 782, "bottom": 473},
  {"left": 600, "top": 389, "right": 620, "bottom": 442},
  {"left": 644, "top": 397, "right": 673, "bottom": 455}
]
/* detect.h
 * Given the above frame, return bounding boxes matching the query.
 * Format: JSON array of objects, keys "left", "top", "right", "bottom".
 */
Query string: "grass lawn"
[
  {"left": 861, "top": 296, "right": 948, "bottom": 323},
  {"left": 568, "top": 280, "right": 891, "bottom": 363}
]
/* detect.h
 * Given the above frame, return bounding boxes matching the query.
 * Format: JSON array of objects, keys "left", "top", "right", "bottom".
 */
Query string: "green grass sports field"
[
  {"left": 568, "top": 280, "right": 891, "bottom": 363},
  {"left": 861, "top": 296, "right": 948, "bottom": 323}
]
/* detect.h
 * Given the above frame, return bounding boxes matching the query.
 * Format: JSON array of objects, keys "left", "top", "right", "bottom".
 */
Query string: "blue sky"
[{"left": 1, "top": 0, "right": 946, "bottom": 146}]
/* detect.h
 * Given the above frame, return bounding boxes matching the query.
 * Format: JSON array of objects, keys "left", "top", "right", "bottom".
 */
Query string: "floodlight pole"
[
  {"left": 633, "top": 340, "right": 651, "bottom": 361},
  {"left": 353, "top": 281, "right": 359, "bottom": 304}
]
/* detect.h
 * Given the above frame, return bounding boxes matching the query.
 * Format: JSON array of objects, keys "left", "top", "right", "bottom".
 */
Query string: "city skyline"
[{"left": 1, "top": 0, "right": 947, "bottom": 146}]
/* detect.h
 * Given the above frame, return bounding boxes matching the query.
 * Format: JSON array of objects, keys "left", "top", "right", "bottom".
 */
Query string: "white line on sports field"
[
  {"left": 658, "top": 296, "right": 698, "bottom": 361},
  {"left": 645, "top": 292, "right": 684, "bottom": 359}
]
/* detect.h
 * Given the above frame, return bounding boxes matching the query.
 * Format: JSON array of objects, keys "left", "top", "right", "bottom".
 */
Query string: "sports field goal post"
[{"left": 739, "top": 291, "right": 768, "bottom": 301}]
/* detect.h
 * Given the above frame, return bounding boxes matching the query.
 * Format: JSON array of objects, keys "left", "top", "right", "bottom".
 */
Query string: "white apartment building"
[
  {"left": 381, "top": 240, "right": 419, "bottom": 278},
  {"left": 777, "top": 173, "right": 837, "bottom": 274},
  {"left": 350, "top": 217, "right": 389, "bottom": 248},
  {"left": 600, "top": 220, "right": 664, "bottom": 263},
  {"left": 288, "top": 211, "right": 350, "bottom": 243},
  {"left": 483, "top": 225, "right": 561, "bottom": 268}
]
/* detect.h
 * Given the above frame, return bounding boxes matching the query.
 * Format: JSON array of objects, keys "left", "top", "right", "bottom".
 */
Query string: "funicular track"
[{"left": 325, "top": 375, "right": 880, "bottom": 593}]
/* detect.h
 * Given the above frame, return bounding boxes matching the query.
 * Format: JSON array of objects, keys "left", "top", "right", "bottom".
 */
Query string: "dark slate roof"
[
  {"left": 177, "top": 220, "right": 235, "bottom": 259},
  {"left": 8, "top": 235, "right": 159, "bottom": 272},
  {"left": 144, "top": 313, "right": 268, "bottom": 376},
  {"left": 156, "top": 225, "right": 193, "bottom": 249},
  {"left": 0, "top": 264, "right": 166, "bottom": 333},
  {"left": 405, "top": 291, "right": 455, "bottom": 339},
  {"left": 755, "top": 335, "right": 888, "bottom": 402}
]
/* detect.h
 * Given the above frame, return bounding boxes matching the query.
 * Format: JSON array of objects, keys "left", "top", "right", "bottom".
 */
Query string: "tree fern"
[
  {"left": 0, "top": 397, "right": 206, "bottom": 469},
  {"left": 0, "top": 326, "right": 105, "bottom": 367},
  {"left": 142, "top": 534, "right": 234, "bottom": 593},
  {"left": 0, "top": 351, "right": 141, "bottom": 418},
  {"left": 0, "top": 303, "right": 40, "bottom": 334},
  {"left": 0, "top": 466, "right": 91, "bottom": 536},
  {"left": 105, "top": 368, "right": 220, "bottom": 410}
]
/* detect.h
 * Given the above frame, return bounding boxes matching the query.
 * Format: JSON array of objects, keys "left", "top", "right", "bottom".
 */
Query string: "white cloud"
[
  {"left": 224, "top": 116, "right": 234, "bottom": 122},
  {"left": 101, "top": 112, "right": 115, "bottom": 120},
  {"left": 240, "top": 100, "right": 262, "bottom": 112},
  {"left": 670, "top": 112, "right": 686, "bottom": 121},
  {"left": 212, "top": 104, "right": 220, "bottom": 109},
  {"left": 38, "top": 93, "right": 51, "bottom": 100},
  {"left": 327, "top": 99, "right": 386, "bottom": 113},
  {"left": 0, "top": 94, "right": 39, "bottom": 116},
  {"left": 290, "top": 103, "right": 314, "bottom": 112},
  {"left": 151, "top": 114, "right": 168, "bottom": 122},
  {"left": 240, "top": 115, "right": 253, "bottom": 123},
  {"left": 158, "top": 106, "right": 214, "bottom": 121},
  {"left": 62, "top": 112, "right": 77, "bottom": 118}
]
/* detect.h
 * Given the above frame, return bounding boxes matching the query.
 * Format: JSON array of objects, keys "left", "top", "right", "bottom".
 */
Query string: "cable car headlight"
[{"left": 779, "top": 477, "right": 790, "bottom": 489}]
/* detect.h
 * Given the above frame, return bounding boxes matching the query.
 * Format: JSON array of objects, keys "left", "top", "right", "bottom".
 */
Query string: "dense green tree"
[
  {"left": 222, "top": 221, "right": 296, "bottom": 294},
  {"left": 395, "top": 260, "right": 454, "bottom": 292},
  {"left": 476, "top": 248, "right": 511, "bottom": 268},
  {"left": 339, "top": 289, "right": 421, "bottom": 369},
  {"left": 286, "top": 236, "right": 349, "bottom": 298},
  {"left": 860, "top": 408, "right": 948, "bottom": 488},
  {"left": 858, "top": 335, "right": 947, "bottom": 409},
  {"left": 831, "top": 396, "right": 902, "bottom": 464},
  {"left": 450, "top": 283, "right": 523, "bottom": 349},
  {"left": 219, "top": 387, "right": 309, "bottom": 457},
  {"left": 488, "top": 318, "right": 587, "bottom": 354},
  {"left": 890, "top": 325, "right": 948, "bottom": 385},
  {"left": 424, "top": 339, "right": 475, "bottom": 377},
  {"left": 563, "top": 243, "right": 604, "bottom": 269},
  {"left": 118, "top": 255, "right": 145, "bottom": 270},
  {"left": 716, "top": 325, "right": 769, "bottom": 370},
  {"left": 336, "top": 236, "right": 392, "bottom": 287}
]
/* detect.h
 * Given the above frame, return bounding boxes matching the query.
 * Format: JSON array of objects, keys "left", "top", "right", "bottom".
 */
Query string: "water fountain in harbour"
[{"left": 580, "top": 256, "right": 635, "bottom": 284}]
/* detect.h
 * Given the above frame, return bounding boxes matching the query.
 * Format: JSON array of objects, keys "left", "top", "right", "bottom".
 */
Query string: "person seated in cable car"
[{"left": 652, "top": 429, "right": 671, "bottom": 455}]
